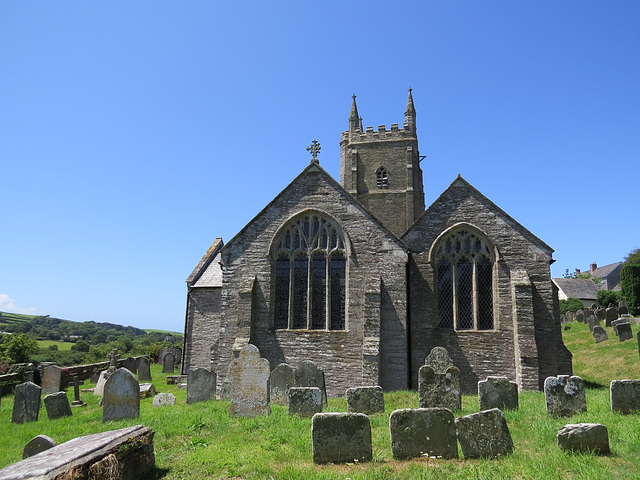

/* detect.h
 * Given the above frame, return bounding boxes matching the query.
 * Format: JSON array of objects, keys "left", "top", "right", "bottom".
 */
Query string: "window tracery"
[{"left": 376, "top": 166, "right": 388, "bottom": 189}]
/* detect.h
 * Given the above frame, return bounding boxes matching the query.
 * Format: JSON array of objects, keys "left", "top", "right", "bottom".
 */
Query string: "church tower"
[{"left": 340, "top": 90, "right": 425, "bottom": 238}]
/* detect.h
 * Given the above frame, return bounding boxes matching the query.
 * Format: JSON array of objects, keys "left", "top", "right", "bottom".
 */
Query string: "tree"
[
  {"left": 625, "top": 248, "right": 640, "bottom": 265},
  {"left": 559, "top": 298, "right": 584, "bottom": 315},
  {"left": 597, "top": 290, "right": 621, "bottom": 307},
  {"left": 1, "top": 333, "right": 39, "bottom": 364},
  {"left": 621, "top": 264, "right": 640, "bottom": 316},
  {"left": 71, "top": 340, "right": 90, "bottom": 352}
]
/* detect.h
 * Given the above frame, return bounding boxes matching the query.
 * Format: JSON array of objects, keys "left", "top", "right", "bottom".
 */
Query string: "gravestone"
[
  {"left": 162, "top": 352, "right": 176, "bottom": 373},
  {"left": 619, "top": 300, "right": 629, "bottom": 315},
  {"left": 566, "top": 311, "right": 574, "bottom": 322},
  {"left": 93, "top": 370, "right": 109, "bottom": 396},
  {"left": 592, "top": 325, "right": 609, "bottom": 343},
  {"left": 288, "top": 387, "right": 322, "bottom": 417},
  {"left": 311, "top": 412, "right": 372, "bottom": 464},
  {"left": 346, "top": 386, "right": 385, "bottom": 415},
  {"left": 124, "top": 357, "right": 138, "bottom": 375},
  {"left": 153, "top": 392, "right": 176, "bottom": 407},
  {"left": 294, "top": 360, "right": 328, "bottom": 406},
  {"left": 139, "top": 383, "right": 157, "bottom": 398},
  {"left": 138, "top": 356, "right": 152, "bottom": 382},
  {"left": 455, "top": 408, "right": 514, "bottom": 459},
  {"left": 228, "top": 344, "right": 270, "bottom": 417},
  {"left": 478, "top": 376, "right": 518, "bottom": 411},
  {"left": 605, "top": 307, "right": 619, "bottom": 327},
  {"left": 586, "top": 315, "right": 600, "bottom": 332},
  {"left": 575, "top": 309, "right": 585, "bottom": 323},
  {"left": 102, "top": 368, "right": 140, "bottom": 422},
  {"left": 610, "top": 379, "right": 640, "bottom": 414},
  {"left": 424, "top": 346, "right": 454, "bottom": 373},
  {"left": 595, "top": 308, "right": 606, "bottom": 322},
  {"left": 44, "top": 392, "right": 72, "bottom": 420},
  {"left": 187, "top": 368, "right": 217, "bottom": 404},
  {"left": 269, "top": 363, "right": 295, "bottom": 406},
  {"left": 560, "top": 314, "right": 567, "bottom": 324},
  {"left": 617, "top": 322, "right": 633, "bottom": 342},
  {"left": 90, "top": 369, "right": 102, "bottom": 384},
  {"left": 68, "top": 375, "right": 86, "bottom": 407},
  {"left": 22, "top": 435, "right": 56, "bottom": 459},
  {"left": 12, "top": 381, "right": 42, "bottom": 424},
  {"left": 557, "top": 423, "right": 609, "bottom": 454},
  {"left": 612, "top": 318, "right": 626, "bottom": 335},
  {"left": 418, "top": 365, "right": 461, "bottom": 410},
  {"left": 41, "top": 365, "right": 63, "bottom": 395},
  {"left": 158, "top": 347, "right": 170, "bottom": 364},
  {"left": 389, "top": 407, "right": 457, "bottom": 460},
  {"left": 544, "top": 375, "right": 587, "bottom": 417}
]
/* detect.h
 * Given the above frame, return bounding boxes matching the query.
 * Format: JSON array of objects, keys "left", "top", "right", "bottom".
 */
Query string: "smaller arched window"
[{"left": 376, "top": 167, "right": 388, "bottom": 189}]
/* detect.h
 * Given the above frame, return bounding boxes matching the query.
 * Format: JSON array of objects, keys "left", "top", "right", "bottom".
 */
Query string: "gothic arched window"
[
  {"left": 272, "top": 213, "right": 346, "bottom": 330},
  {"left": 434, "top": 229, "right": 494, "bottom": 330},
  {"left": 376, "top": 166, "right": 388, "bottom": 189}
]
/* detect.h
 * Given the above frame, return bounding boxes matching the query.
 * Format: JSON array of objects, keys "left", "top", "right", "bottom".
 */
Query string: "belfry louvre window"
[
  {"left": 273, "top": 213, "right": 346, "bottom": 330},
  {"left": 435, "top": 229, "right": 494, "bottom": 330},
  {"left": 376, "top": 167, "right": 388, "bottom": 188}
]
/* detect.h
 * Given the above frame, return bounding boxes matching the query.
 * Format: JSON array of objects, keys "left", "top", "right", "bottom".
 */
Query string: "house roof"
[
  {"left": 589, "top": 262, "right": 622, "bottom": 279},
  {"left": 552, "top": 278, "right": 600, "bottom": 300}
]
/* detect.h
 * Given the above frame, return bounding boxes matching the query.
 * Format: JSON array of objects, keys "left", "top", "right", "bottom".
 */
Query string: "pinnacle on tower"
[
  {"left": 405, "top": 87, "right": 416, "bottom": 133},
  {"left": 349, "top": 94, "right": 360, "bottom": 132}
]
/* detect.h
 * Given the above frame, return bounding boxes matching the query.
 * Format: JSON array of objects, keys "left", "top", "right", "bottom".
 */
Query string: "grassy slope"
[{"left": 0, "top": 321, "right": 639, "bottom": 479}]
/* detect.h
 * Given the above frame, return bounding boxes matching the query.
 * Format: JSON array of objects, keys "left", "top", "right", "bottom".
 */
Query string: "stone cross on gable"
[{"left": 307, "top": 140, "right": 321, "bottom": 164}]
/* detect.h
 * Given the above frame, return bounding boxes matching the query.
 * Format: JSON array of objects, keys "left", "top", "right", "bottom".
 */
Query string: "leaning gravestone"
[
  {"left": 44, "top": 392, "right": 72, "bottom": 420},
  {"left": 102, "top": 368, "right": 140, "bottom": 422},
  {"left": 311, "top": 412, "right": 372, "bottom": 464},
  {"left": 617, "top": 322, "right": 633, "bottom": 342},
  {"left": 478, "top": 376, "right": 518, "bottom": 411},
  {"left": 544, "top": 375, "right": 587, "bottom": 417},
  {"left": 138, "top": 356, "right": 152, "bottom": 381},
  {"left": 12, "top": 381, "right": 42, "bottom": 424},
  {"left": 269, "top": 363, "right": 295, "bottom": 406},
  {"left": 592, "top": 325, "right": 609, "bottom": 343},
  {"left": 586, "top": 315, "right": 600, "bottom": 332},
  {"left": 41, "top": 365, "right": 63, "bottom": 395},
  {"left": 610, "top": 379, "right": 640, "bottom": 414},
  {"left": 595, "top": 308, "right": 606, "bottom": 322},
  {"left": 557, "top": 423, "right": 610, "bottom": 454},
  {"left": 418, "top": 365, "right": 461, "bottom": 410},
  {"left": 424, "top": 346, "right": 454, "bottom": 373},
  {"left": 566, "top": 311, "right": 574, "bottom": 322},
  {"left": 605, "top": 307, "right": 619, "bottom": 327},
  {"left": 346, "top": 386, "right": 385, "bottom": 415},
  {"left": 22, "top": 435, "right": 56, "bottom": 459},
  {"left": 389, "top": 407, "right": 457, "bottom": 460},
  {"left": 612, "top": 318, "right": 626, "bottom": 335},
  {"left": 124, "top": 357, "right": 138, "bottom": 375},
  {"left": 93, "top": 370, "right": 109, "bottom": 396},
  {"left": 294, "top": 360, "right": 328, "bottom": 406},
  {"left": 288, "top": 387, "right": 322, "bottom": 417},
  {"left": 187, "top": 368, "right": 217, "bottom": 404},
  {"left": 153, "top": 392, "right": 176, "bottom": 407},
  {"left": 162, "top": 352, "right": 176, "bottom": 373},
  {"left": 455, "top": 408, "right": 514, "bottom": 459},
  {"left": 228, "top": 344, "right": 270, "bottom": 417}
]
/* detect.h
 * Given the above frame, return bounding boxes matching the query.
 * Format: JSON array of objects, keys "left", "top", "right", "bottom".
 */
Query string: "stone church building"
[{"left": 181, "top": 91, "right": 572, "bottom": 395}]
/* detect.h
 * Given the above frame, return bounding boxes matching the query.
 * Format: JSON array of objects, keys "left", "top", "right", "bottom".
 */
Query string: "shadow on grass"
[
  {"left": 145, "top": 467, "right": 170, "bottom": 479},
  {"left": 584, "top": 380, "right": 607, "bottom": 389}
]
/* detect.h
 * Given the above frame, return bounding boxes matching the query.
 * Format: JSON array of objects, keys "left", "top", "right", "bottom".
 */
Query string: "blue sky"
[{"left": 1, "top": 2, "right": 639, "bottom": 331}]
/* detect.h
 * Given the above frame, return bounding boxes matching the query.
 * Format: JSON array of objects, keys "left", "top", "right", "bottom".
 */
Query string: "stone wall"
[{"left": 182, "top": 287, "right": 221, "bottom": 372}]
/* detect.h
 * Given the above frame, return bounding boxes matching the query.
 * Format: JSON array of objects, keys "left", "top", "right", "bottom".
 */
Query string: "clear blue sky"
[{"left": 1, "top": 2, "right": 639, "bottom": 331}]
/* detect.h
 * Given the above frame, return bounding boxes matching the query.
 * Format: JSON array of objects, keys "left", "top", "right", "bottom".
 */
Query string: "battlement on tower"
[{"left": 340, "top": 122, "right": 416, "bottom": 143}]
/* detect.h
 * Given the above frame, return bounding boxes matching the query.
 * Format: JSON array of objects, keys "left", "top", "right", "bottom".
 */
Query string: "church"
[{"left": 181, "top": 91, "right": 572, "bottom": 395}]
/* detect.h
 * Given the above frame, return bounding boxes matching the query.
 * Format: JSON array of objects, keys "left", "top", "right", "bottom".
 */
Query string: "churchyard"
[{"left": 1, "top": 322, "right": 640, "bottom": 479}]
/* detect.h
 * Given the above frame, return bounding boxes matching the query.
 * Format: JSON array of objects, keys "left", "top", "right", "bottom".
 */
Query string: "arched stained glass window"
[
  {"left": 272, "top": 213, "right": 347, "bottom": 330},
  {"left": 434, "top": 229, "right": 494, "bottom": 330}
]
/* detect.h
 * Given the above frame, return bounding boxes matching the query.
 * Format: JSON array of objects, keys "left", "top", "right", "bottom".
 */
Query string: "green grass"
[
  {"left": 36, "top": 340, "right": 76, "bottom": 351},
  {"left": 1, "top": 322, "right": 640, "bottom": 479}
]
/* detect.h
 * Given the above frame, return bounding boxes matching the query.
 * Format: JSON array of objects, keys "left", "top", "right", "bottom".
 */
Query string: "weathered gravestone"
[
  {"left": 187, "top": 368, "right": 217, "bottom": 404},
  {"left": 575, "top": 309, "right": 585, "bottom": 323},
  {"left": 294, "top": 360, "right": 328, "bottom": 406},
  {"left": 478, "top": 376, "right": 518, "bottom": 411},
  {"left": 595, "top": 308, "right": 606, "bottom": 322},
  {"left": 566, "top": 311, "right": 575, "bottom": 322},
  {"left": 424, "top": 346, "right": 454, "bottom": 373},
  {"left": 158, "top": 347, "right": 170, "bottom": 364},
  {"left": 162, "top": 353, "right": 176, "bottom": 374},
  {"left": 311, "top": 412, "right": 372, "bottom": 464},
  {"left": 617, "top": 322, "right": 633, "bottom": 342},
  {"left": 455, "top": 408, "right": 514, "bottom": 459},
  {"left": 22, "top": 435, "right": 56, "bottom": 459},
  {"left": 544, "top": 375, "right": 587, "bottom": 417},
  {"left": 612, "top": 318, "right": 626, "bottom": 335},
  {"left": 389, "top": 407, "right": 457, "bottom": 460},
  {"left": 138, "top": 356, "right": 152, "bottom": 382},
  {"left": 44, "top": 391, "right": 72, "bottom": 420},
  {"left": 592, "top": 325, "right": 609, "bottom": 343},
  {"left": 586, "top": 315, "right": 600, "bottom": 332},
  {"left": 12, "top": 381, "right": 42, "bottom": 424},
  {"left": 560, "top": 314, "right": 567, "bottom": 324},
  {"left": 269, "top": 363, "right": 295, "bottom": 406},
  {"left": 288, "top": 387, "right": 322, "bottom": 417},
  {"left": 605, "top": 306, "right": 619, "bottom": 326},
  {"left": 346, "top": 386, "right": 385, "bottom": 415},
  {"left": 610, "top": 379, "right": 640, "bottom": 414},
  {"left": 228, "top": 344, "right": 270, "bottom": 417},
  {"left": 93, "top": 370, "right": 110, "bottom": 396},
  {"left": 418, "top": 365, "right": 461, "bottom": 410},
  {"left": 153, "top": 392, "right": 176, "bottom": 407},
  {"left": 619, "top": 300, "right": 629, "bottom": 315},
  {"left": 124, "top": 356, "right": 138, "bottom": 375},
  {"left": 557, "top": 423, "right": 609, "bottom": 454},
  {"left": 41, "top": 365, "right": 63, "bottom": 395},
  {"left": 68, "top": 375, "right": 86, "bottom": 407},
  {"left": 139, "top": 383, "right": 157, "bottom": 398},
  {"left": 102, "top": 368, "right": 140, "bottom": 422}
]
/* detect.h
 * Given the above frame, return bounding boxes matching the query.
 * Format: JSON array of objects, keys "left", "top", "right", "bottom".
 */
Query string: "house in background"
[
  {"left": 576, "top": 262, "right": 623, "bottom": 291},
  {"left": 552, "top": 278, "right": 600, "bottom": 308}
]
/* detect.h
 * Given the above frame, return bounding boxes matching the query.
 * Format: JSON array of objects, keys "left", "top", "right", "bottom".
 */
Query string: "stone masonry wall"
[{"left": 182, "top": 287, "right": 221, "bottom": 373}]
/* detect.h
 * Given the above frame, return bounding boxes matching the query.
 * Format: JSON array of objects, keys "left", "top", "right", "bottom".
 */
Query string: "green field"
[
  {"left": 36, "top": 340, "right": 76, "bottom": 351},
  {"left": 1, "top": 321, "right": 640, "bottom": 479}
]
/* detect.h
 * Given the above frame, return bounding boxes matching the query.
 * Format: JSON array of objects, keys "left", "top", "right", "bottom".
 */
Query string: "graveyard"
[{"left": 1, "top": 322, "right": 640, "bottom": 479}]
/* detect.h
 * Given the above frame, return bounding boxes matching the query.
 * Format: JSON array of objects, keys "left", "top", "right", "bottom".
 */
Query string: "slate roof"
[
  {"left": 589, "top": 262, "right": 622, "bottom": 279},
  {"left": 187, "top": 238, "right": 224, "bottom": 287},
  {"left": 552, "top": 278, "right": 600, "bottom": 300}
]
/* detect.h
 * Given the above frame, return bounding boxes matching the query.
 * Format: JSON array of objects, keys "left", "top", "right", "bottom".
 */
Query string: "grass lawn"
[
  {"left": 36, "top": 340, "right": 76, "bottom": 351},
  {"left": 1, "top": 321, "right": 640, "bottom": 479}
]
